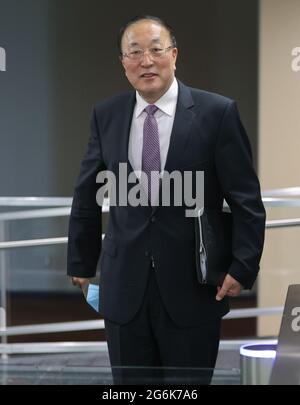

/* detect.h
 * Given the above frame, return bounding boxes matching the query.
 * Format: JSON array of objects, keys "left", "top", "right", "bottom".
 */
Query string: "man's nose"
[{"left": 140, "top": 52, "right": 154, "bottom": 67}]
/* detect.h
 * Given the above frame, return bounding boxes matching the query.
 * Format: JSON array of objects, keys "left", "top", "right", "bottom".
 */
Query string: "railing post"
[{"left": 0, "top": 220, "right": 8, "bottom": 360}]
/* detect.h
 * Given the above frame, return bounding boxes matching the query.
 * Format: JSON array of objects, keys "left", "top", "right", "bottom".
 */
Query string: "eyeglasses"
[{"left": 122, "top": 46, "right": 174, "bottom": 61}]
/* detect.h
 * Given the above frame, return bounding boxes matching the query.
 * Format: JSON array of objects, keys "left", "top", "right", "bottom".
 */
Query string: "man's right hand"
[{"left": 71, "top": 277, "right": 90, "bottom": 289}]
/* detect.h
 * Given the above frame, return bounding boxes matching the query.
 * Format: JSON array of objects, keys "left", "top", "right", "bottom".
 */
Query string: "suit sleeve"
[
  {"left": 67, "top": 108, "right": 106, "bottom": 278},
  {"left": 215, "top": 101, "right": 266, "bottom": 289}
]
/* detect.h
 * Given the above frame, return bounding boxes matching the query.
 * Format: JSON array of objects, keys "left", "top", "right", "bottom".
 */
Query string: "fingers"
[
  {"left": 216, "top": 275, "right": 242, "bottom": 301},
  {"left": 216, "top": 285, "right": 228, "bottom": 301},
  {"left": 71, "top": 278, "right": 78, "bottom": 286},
  {"left": 71, "top": 277, "right": 89, "bottom": 289},
  {"left": 71, "top": 277, "right": 80, "bottom": 287},
  {"left": 226, "top": 288, "right": 239, "bottom": 297}
]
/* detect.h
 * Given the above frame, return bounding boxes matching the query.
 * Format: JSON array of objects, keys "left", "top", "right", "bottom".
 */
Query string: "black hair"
[{"left": 118, "top": 15, "right": 177, "bottom": 55}]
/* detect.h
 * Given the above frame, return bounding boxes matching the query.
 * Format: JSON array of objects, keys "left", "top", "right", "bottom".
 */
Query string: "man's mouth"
[{"left": 141, "top": 73, "right": 158, "bottom": 78}]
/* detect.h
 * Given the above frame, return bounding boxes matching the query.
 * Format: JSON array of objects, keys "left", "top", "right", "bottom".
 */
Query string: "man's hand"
[
  {"left": 216, "top": 274, "right": 242, "bottom": 301},
  {"left": 71, "top": 277, "right": 90, "bottom": 289}
]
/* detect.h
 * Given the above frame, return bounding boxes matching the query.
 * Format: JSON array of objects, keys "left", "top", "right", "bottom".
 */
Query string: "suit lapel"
[
  {"left": 118, "top": 91, "right": 136, "bottom": 173},
  {"left": 163, "top": 82, "right": 195, "bottom": 173}
]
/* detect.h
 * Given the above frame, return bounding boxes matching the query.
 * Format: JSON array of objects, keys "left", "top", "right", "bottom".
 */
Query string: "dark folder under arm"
[{"left": 195, "top": 209, "right": 233, "bottom": 287}]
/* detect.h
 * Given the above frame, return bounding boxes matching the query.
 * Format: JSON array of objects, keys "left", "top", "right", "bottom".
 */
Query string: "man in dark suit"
[{"left": 67, "top": 15, "right": 266, "bottom": 384}]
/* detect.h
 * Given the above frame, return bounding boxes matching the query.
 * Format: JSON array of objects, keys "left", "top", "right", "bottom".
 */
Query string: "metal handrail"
[
  {"left": 0, "top": 207, "right": 71, "bottom": 221},
  {"left": 0, "top": 217, "right": 299, "bottom": 251},
  {"left": 0, "top": 197, "right": 73, "bottom": 207},
  {"left": 0, "top": 307, "right": 283, "bottom": 337},
  {"left": 0, "top": 319, "right": 105, "bottom": 336},
  {"left": 0, "top": 237, "right": 68, "bottom": 249},
  {"left": 266, "top": 218, "right": 300, "bottom": 228},
  {"left": 262, "top": 187, "right": 300, "bottom": 197},
  {"left": 1, "top": 193, "right": 298, "bottom": 213},
  {"left": 262, "top": 197, "right": 300, "bottom": 207},
  {"left": 0, "top": 197, "right": 110, "bottom": 216},
  {"left": 0, "top": 339, "right": 278, "bottom": 355}
]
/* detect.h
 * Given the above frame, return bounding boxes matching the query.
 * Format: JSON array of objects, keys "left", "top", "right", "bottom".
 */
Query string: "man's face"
[{"left": 121, "top": 20, "right": 178, "bottom": 103}]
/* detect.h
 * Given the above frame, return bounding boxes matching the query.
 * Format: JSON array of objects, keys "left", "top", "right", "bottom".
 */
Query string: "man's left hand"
[{"left": 216, "top": 274, "right": 242, "bottom": 301}]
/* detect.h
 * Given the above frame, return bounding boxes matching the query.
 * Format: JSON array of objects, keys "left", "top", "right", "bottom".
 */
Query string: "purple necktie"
[{"left": 142, "top": 105, "right": 161, "bottom": 206}]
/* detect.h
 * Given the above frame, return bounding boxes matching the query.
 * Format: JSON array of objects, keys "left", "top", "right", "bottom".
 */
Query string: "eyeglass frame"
[{"left": 121, "top": 45, "right": 175, "bottom": 61}]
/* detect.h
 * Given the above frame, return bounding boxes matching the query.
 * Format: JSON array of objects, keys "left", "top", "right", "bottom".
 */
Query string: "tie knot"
[{"left": 145, "top": 104, "right": 158, "bottom": 116}]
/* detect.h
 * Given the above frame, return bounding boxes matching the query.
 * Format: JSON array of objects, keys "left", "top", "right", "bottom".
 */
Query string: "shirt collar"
[{"left": 135, "top": 78, "right": 178, "bottom": 118}]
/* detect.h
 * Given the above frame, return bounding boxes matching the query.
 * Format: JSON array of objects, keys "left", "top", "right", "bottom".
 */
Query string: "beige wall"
[{"left": 258, "top": 0, "right": 300, "bottom": 335}]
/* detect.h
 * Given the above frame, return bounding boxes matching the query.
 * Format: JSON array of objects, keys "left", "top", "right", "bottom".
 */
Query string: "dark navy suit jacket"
[{"left": 67, "top": 80, "right": 266, "bottom": 326}]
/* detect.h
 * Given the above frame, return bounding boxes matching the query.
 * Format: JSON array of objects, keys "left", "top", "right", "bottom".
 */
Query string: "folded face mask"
[{"left": 85, "top": 283, "right": 100, "bottom": 312}]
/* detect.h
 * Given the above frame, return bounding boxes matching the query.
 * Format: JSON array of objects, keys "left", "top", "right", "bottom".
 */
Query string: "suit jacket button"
[
  {"left": 145, "top": 251, "right": 150, "bottom": 257},
  {"left": 150, "top": 216, "right": 156, "bottom": 223}
]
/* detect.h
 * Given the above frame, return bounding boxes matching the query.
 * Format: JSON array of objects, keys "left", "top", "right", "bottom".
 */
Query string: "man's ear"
[
  {"left": 172, "top": 48, "right": 178, "bottom": 71},
  {"left": 120, "top": 55, "right": 125, "bottom": 69},
  {"left": 120, "top": 56, "right": 128, "bottom": 77}
]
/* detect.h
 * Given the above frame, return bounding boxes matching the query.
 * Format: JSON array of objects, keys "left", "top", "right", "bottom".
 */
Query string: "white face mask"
[{"left": 85, "top": 283, "right": 100, "bottom": 312}]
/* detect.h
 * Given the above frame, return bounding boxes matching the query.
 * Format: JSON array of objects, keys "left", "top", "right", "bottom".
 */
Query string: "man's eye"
[
  {"left": 152, "top": 48, "right": 163, "bottom": 53},
  {"left": 130, "top": 50, "right": 142, "bottom": 55}
]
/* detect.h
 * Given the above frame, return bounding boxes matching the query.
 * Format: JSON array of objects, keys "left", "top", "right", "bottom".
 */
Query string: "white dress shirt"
[{"left": 128, "top": 78, "right": 178, "bottom": 178}]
